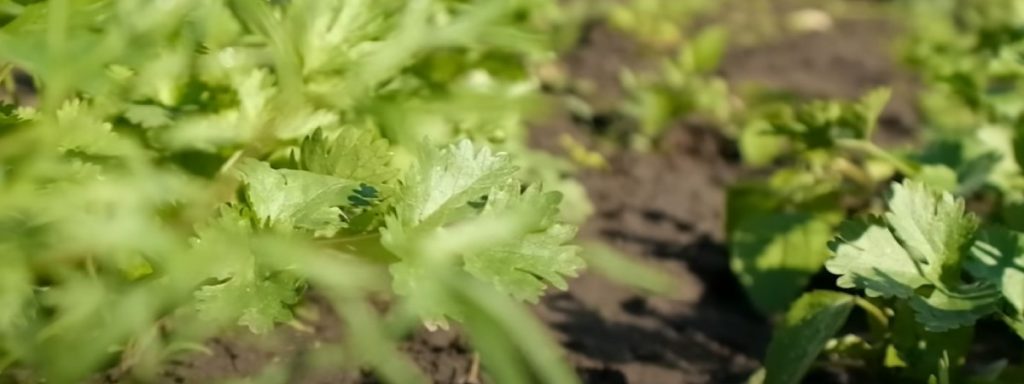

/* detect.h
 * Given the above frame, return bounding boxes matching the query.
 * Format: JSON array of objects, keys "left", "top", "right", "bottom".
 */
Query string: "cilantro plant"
[
  {"left": 903, "top": 0, "right": 1024, "bottom": 223},
  {"left": 606, "top": 0, "right": 717, "bottom": 49},
  {"left": 736, "top": 85, "right": 1024, "bottom": 382},
  {"left": 0, "top": 0, "right": 598, "bottom": 382},
  {"left": 619, "top": 26, "right": 732, "bottom": 150},
  {"left": 757, "top": 181, "right": 1024, "bottom": 384},
  {"left": 728, "top": 90, "right": 904, "bottom": 314},
  {"left": 739, "top": 9, "right": 1024, "bottom": 374}
]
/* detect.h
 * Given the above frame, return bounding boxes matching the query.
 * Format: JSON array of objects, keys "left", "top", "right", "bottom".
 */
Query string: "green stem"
[
  {"left": 836, "top": 138, "right": 918, "bottom": 177},
  {"left": 854, "top": 297, "right": 889, "bottom": 338},
  {"left": 227, "top": 0, "right": 303, "bottom": 98},
  {"left": 317, "top": 232, "right": 382, "bottom": 246},
  {"left": 42, "top": 0, "right": 71, "bottom": 112},
  {"left": 832, "top": 157, "right": 874, "bottom": 189}
]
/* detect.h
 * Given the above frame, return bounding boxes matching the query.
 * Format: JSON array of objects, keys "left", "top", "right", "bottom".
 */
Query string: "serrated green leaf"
[
  {"left": 0, "top": 0, "right": 586, "bottom": 382},
  {"left": 298, "top": 126, "right": 397, "bottom": 186},
  {"left": 827, "top": 219, "right": 928, "bottom": 298},
  {"left": 398, "top": 139, "right": 516, "bottom": 227},
  {"left": 191, "top": 210, "right": 302, "bottom": 334},
  {"left": 463, "top": 185, "right": 582, "bottom": 302},
  {"left": 968, "top": 227, "right": 1024, "bottom": 313},
  {"left": 387, "top": 259, "right": 458, "bottom": 329},
  {"left": 55, "top": 99, "right": 133, "bottom": 156},
  {"left": 195, "top": 273, "right": 300, "bottom": 334},
  {"left": 827, "top": 181, "right": 997, "bottom": 330},
  {"left": 385, "top": 176, "right": 584, "bottom": 327},
  {"left": 885, "top": 181, "right": 978, "bottom": 284},
  {"left": 827, "top": 181, "right": 978, "bottom": 295},
  {"left": 123, "top": 104, "right": 172, "bottom": 128},
  {"left": 907, "top": 285, "right": 999, "bottom": 332},
  {"left": 763, "top": 290, "right": 855, "bottom": 384},
  {"left": 236, "top": 158, "right": 359, "bottom": 233},
  {"left": 161, "top": 69, "right": 276, "bottom": 150},
  {"left": 764, "top": 88, "right": 890, "bottom": 149},
  {"left": 730, "top": 212, "right": 838, "bottom": 314}
]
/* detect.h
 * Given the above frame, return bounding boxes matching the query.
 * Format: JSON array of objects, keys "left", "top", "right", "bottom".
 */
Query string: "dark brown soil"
[
  {"left": 516, "top": 5, "right": 918, "bottom": 382},
  {"left": 145, "top": 2, "right": 922, "bottom": 384},
  {"left": 536, "top": 125, "right": 763, "bottom": 384},
  {"left": 719, "top": 5, "right": 919, "bottom": 145}
]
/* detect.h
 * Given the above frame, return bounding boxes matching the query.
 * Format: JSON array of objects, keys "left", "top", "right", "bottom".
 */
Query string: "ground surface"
[{"left": 147, "top": 2, "right": 923, "bottom": 384}]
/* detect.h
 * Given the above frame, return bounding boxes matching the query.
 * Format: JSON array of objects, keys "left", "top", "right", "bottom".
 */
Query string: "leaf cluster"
[{"left": 0, "top": 1, "right": 594, "bottom": 383}]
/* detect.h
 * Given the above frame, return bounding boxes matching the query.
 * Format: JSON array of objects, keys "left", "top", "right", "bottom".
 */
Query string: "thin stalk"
[
  {"left": 854, "top": 297, "right": 889, "bottom": 339},
  {"left": 832, "top": 157, "right": 874, "bottom": 189},
  {"left": 317, "top": 232, "right": 383, "bottom": 246},
  {"left": 836, "top": 138, "right": 918, "bottom": 177},
  {"left": 228, "top": 0, "right": 303, "bottom": 98}
]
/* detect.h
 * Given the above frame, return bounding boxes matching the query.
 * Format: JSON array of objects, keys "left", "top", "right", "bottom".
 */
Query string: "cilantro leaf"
[
  {"left": 298, "top": 126, "right": 397, "bottom": 186},
  {"left": 907, "top": 285, "right": 1000, "bottom": 332},
  {"left": 123, "top": 104, "right": 173, "bottom": 128},
  {"left": 383, "top": 143, "right": 580, "bottom": 322},
  {"left": 195, "top": 272, "right": 301, "bottom": 334},
  {"left": 236, "top": 158, "right": 359, "bottom": 233},
  {"left": 968, "top": 227, "right": 1024, "bottom": 314},
  {"left": 398, "top": 139, "right": 517, "bottom": 227},
  {"left": 463, "top": 184, "right": 583, "bottom": 302},
  {"left": 55, "top": 99, "right": 133, "bottom": 156},
  {"left": 730, "top": 211, "right": 839, "bottom": 314},
  {"left": 827, "top": 181, "right": 995, "bottom": 330},
  {"left": 190, "top": 206, "right": 301, "bottom": 334},
  {"left": 827, "top": 181, "right": 978, "bottom": 297},
  {"left": 884, "top": 181, "right": 978, "bottom": 284},
  {"left": 827, "top": 219, "right": 928, "bottom": 298}
]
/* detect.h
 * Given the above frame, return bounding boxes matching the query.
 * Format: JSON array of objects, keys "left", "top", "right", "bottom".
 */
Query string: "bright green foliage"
[
  {"left": 748, "top": 3, "right": 1024, "bottom": 380},
  {"left": 382, "top": 142, "right": 583, "bottom": 323},
  {"left": 730, "top": 212, "right": 839, "bottom": 314},
  {"left": 831, "top": 181, "right": 978, "bottom": 294},
  {"left": 741, "top": 2, "right": 1024, "bottom": 382},
  {"left": 464, "top": 185, "right": 582, "bottom": 302},
  {"left": 238, "top": 159, "right": 361, "bottom": 233},
  {"left": 189, "top": 205, "right": 307, "bottom": 334},
  {"left": 727, "top": 90, "right": 897, "bottom": 315},
  {"left": 761, "top": 291, "right": 855, "bottom": 384},
  {"left": 827, "top": 181, "right": 1008, "bottom": 331},
  {"left": 298, "top": 126, "right": 398, "bottom": 186},
  {"left": 745, "top": 89, "right": 891, "bottom": 161},
  {"left": 620, "top": 26, "right": 732, "bottom": 149},
  {"left": 969, "top": 228, "right": 1024, "bottom": 316},
  {"left": 904, "top": 0, "right": 1024, "bottom": 198},
  {"left": 889, "top": 301, "right": 974, "bottom": 381},
  {"left": 0, "top": 0, "right": 591, "bottom": 382},
  {"left": 607, "top": 0, "right": 716, "bottom": 48},
  {"left": 829, "top": 218, "right": 933, "bottom": 298},
  {"left": 195, "top": 273, "right": 301, "bottom": 334},
  {"left": 397, "top": 141, "right": 517, "bottom": 227}
]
